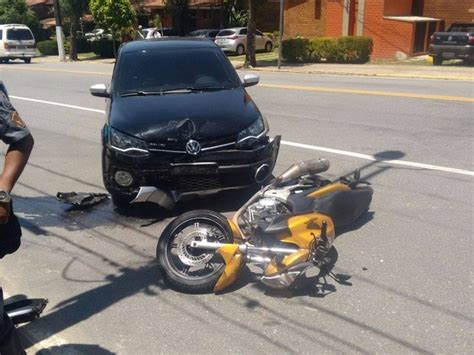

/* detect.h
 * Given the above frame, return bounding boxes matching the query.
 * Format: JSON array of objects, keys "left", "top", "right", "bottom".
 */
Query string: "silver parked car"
[{"left": 215, "top": 27, "right": 273, "bottom": 55}]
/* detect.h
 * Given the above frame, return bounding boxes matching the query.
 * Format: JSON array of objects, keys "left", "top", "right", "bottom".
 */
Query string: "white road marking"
[
  {"left": 10, "top": 95, "right": 105, "bottom": 114},
  {"left": 282, "top": 140, "right": 474, "bottom": 177},
  {"left": 10, "top": 96, "right": 474, "bottom": 177}
]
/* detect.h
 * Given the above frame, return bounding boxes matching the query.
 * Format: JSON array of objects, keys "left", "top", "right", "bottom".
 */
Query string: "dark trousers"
[
  {"left": 0, "top": 288, "right": 24, "bottom": 355},
  {"left": 0, "top": 206, "right": 24, "bottom": 354}
]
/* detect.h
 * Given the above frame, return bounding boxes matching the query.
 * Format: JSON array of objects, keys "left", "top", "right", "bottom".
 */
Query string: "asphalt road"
[{"left": 0, "top": 61, "right": 473, "bottom": 354}]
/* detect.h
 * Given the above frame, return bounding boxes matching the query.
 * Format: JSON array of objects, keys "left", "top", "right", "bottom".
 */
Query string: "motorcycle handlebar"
[{"left": 273, "top": 158, "right": 330, "bottom": 187}]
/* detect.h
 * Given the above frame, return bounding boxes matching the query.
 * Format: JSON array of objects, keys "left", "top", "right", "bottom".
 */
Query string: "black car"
[
  {"left": 429, "top": 23, "right": 474, "bottom": 65},
  {"left": 90, "top": 38, "right": 280, "bottom": 208}
]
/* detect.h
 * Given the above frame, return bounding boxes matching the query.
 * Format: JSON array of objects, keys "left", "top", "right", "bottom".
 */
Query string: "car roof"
[
  {"left": 121, "top": 38, "right": 218, "bottom": 53},
  {"left": 0, "top": 24, "right": 30, "bottom": 29},
  {"left": 220, "top": 28, "right": 245, "bottom": 32}
]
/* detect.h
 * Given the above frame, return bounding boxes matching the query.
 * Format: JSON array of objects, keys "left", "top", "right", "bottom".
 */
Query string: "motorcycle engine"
[{"left": 245, "top": 198, "right": 291, "bottom": 223}]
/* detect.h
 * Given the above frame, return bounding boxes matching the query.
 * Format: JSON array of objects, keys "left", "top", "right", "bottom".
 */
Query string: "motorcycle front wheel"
[{"left": 157, "top": 210, "right": 234, "bottom": 293}]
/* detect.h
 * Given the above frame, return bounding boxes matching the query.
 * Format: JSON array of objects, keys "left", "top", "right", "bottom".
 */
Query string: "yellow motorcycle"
[{"left": 157, "top": 158, "right": 373, "bottom": 293}]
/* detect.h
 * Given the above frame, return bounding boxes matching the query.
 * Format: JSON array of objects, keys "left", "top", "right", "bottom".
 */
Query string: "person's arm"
[
  {"left": 0, "top": 135, "right": 34, "bottom": 193},
  {"left": 0, "top": 83, "right": 34, "bottom": 224},
  {"left": 0, "top": 136, "right": 34, "bottom": 224}
]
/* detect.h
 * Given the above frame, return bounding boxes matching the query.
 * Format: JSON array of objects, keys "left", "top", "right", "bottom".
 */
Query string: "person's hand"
[{"left": 0, "top": 201, "right": 11, "bottom": 224}]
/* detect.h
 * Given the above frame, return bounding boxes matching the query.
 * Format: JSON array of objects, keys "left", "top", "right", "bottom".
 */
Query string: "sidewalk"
[
  {"left": 234, "top": 61, "right": 474, "bottom": 81},
  {"left": 33, "top": 55, "right": 473, "bottom": 81}
]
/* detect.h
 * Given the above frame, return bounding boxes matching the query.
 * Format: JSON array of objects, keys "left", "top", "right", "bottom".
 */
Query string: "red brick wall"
[
  {"left": 383, "top": 0, "right": 413, "bottom": 16},
  {"left": 325, "top": 0, "right": 343, "bottom": 37},
  {"left": 256, "top": 3, "right": 281, "bottom": 32},
  {"left": 423, "top": 0, "right": 474, "bottom": 29},
  {"left": 362, "top": 0, "right": 414, "bottom": 58},
  {"left": 284, "top": 0, "right": 327, "bottom": 38}
]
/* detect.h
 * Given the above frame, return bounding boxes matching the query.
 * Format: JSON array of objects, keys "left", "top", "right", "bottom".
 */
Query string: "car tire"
[
  {"left": 236, "top": 44, "right": 245, "bottom": 56},
  {"left": 265, "top": 42, "right": 273, "bottom": 52},
  {"left": 433, "top": 57, "right": 443, "bottom": 66},
  {"left": 23, "top": 58, "right": 31, "bottom": 64},
  {"left": 0, "top": 58, "right": 8, "bottom": 64}
]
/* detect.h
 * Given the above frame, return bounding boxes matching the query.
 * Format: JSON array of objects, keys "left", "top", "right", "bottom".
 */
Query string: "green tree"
[
  {"left": 0, "top": 0, "right": 46, "bottom": 41},
  {"left": 165, "top": 0, "right": 191, "bottom": 36},
  {"left": 90, "top": 0, "right": 136, "bottom": 56},
  {"left": 60, "top": 0, "right": 89, "bottom": 61}
]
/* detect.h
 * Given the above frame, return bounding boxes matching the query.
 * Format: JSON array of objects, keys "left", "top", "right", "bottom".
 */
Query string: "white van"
[{"left": 0, "top": 24, "right": 36, "bottom": 63}]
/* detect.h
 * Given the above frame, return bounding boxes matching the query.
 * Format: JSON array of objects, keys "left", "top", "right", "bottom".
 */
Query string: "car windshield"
[
  {"left": 449, "top": 24, "right": 474, "bottom": 32},
  {"left": 115, "top": 48, "right": 240, "bottom": 96},
  {"left": 7, "top": 29, "right": 33, "bottom": 40}
]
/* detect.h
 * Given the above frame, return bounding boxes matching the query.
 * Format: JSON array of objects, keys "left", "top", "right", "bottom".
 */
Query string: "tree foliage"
[
  {"left": 90, "top": 0, "right": 136, "bottom": 56},
  {"left": 60, "top": 0, "right": 90, "bottom": 60},
  {"left": 90, "top": 0, "right": 136, "bottom": 38},
  {"left": 0, "top": 0, "right": 46, "bottom": 41}
]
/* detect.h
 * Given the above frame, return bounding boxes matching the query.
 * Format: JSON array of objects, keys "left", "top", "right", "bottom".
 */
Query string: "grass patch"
[
  {"left": 228, "top": 51, "right": 279, "bottom": 66},
  {"left": 78, "top": 52, "right": 101, "bottom": 60}
]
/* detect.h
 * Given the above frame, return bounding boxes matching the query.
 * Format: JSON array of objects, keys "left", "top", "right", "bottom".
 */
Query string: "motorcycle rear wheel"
[{"left": 157, "top": 210, "right": 234, "bottom": 293}]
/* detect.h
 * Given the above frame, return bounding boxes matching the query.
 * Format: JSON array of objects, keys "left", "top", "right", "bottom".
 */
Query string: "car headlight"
[
  {"left": 237, "top": 116, "right": 268, "bottom": 148},
  {"left": 109, "top": 128, "right": 149, "bottom": 156}
]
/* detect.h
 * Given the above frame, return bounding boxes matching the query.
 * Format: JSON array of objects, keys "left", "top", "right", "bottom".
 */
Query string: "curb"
[
  {"left": 248, "top": 66, "right": 474, "bottom": 81},
  {"left": 230, "top": 61, "right": 474, "bottom": 81}
]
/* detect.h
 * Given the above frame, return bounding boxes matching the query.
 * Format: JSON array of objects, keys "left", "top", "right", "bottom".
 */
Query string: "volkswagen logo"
[
  {"left": 448, "top": 36, "right": 453, "bottom": 41},
  {"left": 186, "top": 139, "right": 201, "bottom": 155}
]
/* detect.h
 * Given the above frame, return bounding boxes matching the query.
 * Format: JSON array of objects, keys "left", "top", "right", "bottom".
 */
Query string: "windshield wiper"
[
  {"left": 188, "top": 86, "right": 229, "bottom": 92},
  {"left": 120, "top": 90, "right": 163, "bottom": 97},
  {"left": 121, "top": 87, "right": 229, "bottom": 97}
]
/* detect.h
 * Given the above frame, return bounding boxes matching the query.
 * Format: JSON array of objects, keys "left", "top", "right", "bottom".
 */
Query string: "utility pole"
[
  {"left": 277, "top": 0, "right": 285, "bottom": 69},
  {"left": 53, "top": 0, "right": 66, "bottom": 61}
]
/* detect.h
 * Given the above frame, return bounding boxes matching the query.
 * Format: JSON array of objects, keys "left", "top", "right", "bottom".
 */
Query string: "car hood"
[{"left": 110, "top": 88, "right": 260, "bottom": 142}]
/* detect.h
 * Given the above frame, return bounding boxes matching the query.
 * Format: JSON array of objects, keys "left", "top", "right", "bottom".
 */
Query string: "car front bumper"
[{"left": 103, "top": 136, "right": 281, "bottom": 204}]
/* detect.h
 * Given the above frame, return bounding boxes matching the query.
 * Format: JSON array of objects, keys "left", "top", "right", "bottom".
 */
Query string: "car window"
[
  {"left": 240, "top": 29, "right": 247, "bottom": 35},
  {"left": 209, "top": 31, "right": 219, "bottom": 37},
  {"left": 0, "top": 30, "right": 2, "bottom": 40},
  {"left": 448, "top": 24, "right": 474, "bottom": 32},
  {"left": 115, "top": 48, "right": 241, "bottom": 95},
  {"left": 6, "top": 28, "right": 33, "bottom": 40},
  {"left": 218, "top": 30, "right": 235, "bottom": 37}
]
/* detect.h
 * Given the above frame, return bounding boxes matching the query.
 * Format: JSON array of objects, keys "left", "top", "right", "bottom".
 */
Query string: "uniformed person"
[{"left": 0, "top": 81, "right": 34, "bottom": 355}]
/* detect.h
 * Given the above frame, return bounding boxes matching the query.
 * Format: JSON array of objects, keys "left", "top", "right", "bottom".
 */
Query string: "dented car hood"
[{"left": 109, "top": 88, "right": 260, "bottom": 142}]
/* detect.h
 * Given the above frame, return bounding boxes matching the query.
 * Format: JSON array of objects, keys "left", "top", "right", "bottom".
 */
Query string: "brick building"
[
  {"left": 142, "top": 0, "right": 279, "bottom": 31},
  {"left": 285, "top": 0, "right": 474, "bottom": 58}
]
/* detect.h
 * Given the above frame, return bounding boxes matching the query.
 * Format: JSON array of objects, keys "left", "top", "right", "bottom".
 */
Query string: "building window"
[{"left": 315, "top": 0, "right": 322, "bottom": 20}]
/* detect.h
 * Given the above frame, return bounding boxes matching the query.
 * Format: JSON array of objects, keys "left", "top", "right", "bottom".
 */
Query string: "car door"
[
  {"left": 239, "top": 28, "right": 248, "bottom": 48},
  {"left": 255, "top": 30, "right": 265, "bottom": 50}
]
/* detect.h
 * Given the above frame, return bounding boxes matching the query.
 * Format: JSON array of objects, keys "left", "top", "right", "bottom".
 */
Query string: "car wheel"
[
  {"left": 236, "top": 44, "right": 245, "bottom": 56},
  {"left": 265, "top": 42, "right": 273, "bottom": 52},
  {"left": 433, "top": 57, "right": 443, "bottom": 66},
  {"left": 0, "top": 58, "right": 8, "bottom": 64},
  {"left": 23, "top": 58, "right": 31, "bottom": 64}
]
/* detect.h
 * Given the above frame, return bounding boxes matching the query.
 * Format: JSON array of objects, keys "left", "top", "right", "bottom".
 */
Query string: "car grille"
[
  {"left": 148, "top": 135, "right": 236, "bottom": 153},
  {"left": 177, "top": 176, "right": 221, "bottom": 191}
]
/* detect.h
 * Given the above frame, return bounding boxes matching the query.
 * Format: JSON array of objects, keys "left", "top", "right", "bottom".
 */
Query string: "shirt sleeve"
[{"left": 0, "top": 90, "right": 31, "bottom": 145}]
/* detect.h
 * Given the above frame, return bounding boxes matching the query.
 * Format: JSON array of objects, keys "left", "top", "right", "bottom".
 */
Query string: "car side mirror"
[
  {"left": 90, "top": 84, "right": 110, "bottom": 98},
  {"left": 242, "top": 74, "right": 260, "bottom": 88}
]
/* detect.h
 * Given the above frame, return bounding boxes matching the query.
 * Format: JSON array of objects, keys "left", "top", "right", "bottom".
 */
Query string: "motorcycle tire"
[{"left": 157, "top": 210, "right": 234, "bottom": 293}]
